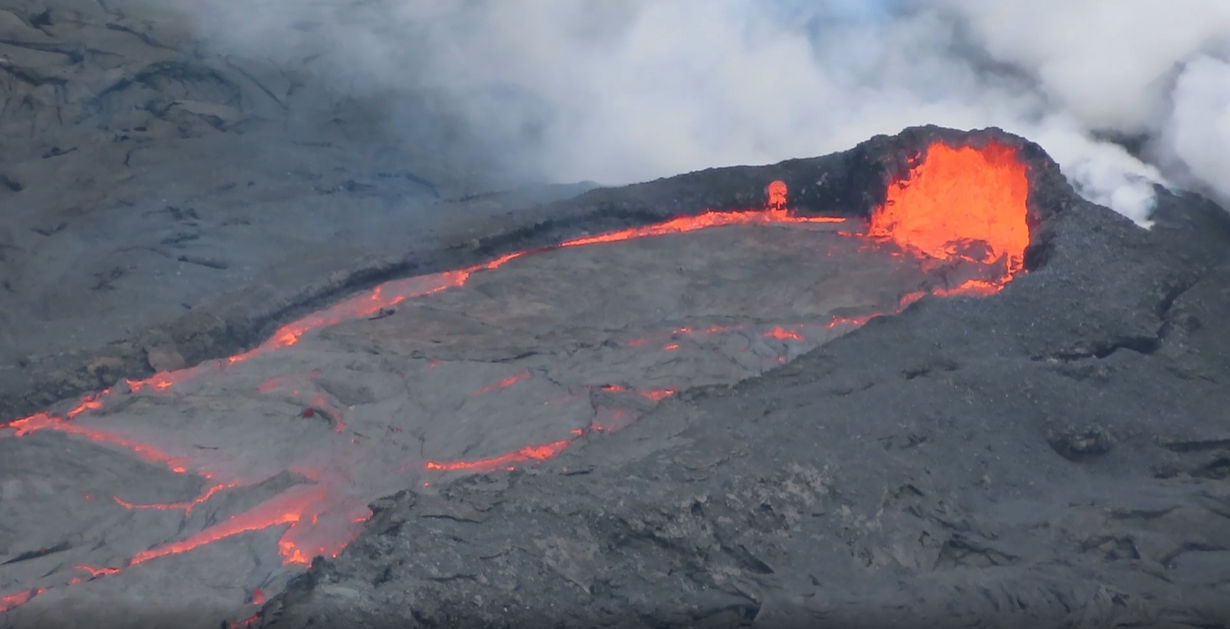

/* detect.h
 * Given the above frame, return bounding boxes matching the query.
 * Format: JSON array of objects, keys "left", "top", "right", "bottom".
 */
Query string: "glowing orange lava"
[
  {"left": 869, "top": 142, "right": 1030, "bottom": 292},
  {"left": 764, "top": 327, "right": 803, "bottom": 341},
  {"left": 826, "top": 313, "right": 878, "bottom": 329},
  {"left": 640, "top": 389, "right": 676, "bottom": 402},
  {"left": 628, "top": 325, "right": 737, "bottom": 350},
  {"left": 114, "top": 482, "right": 239, "bottom": 515},
  {"left": 899, "top": 291, "right": 928, "bottom": 309},
  {"left": 130, "top": 484, "right": 328, "bottom": 566},
  {"left": 557, "top": 202, "right": 845, "bottom": 250},
  {"left": 128, "top": 369, "right": 198, "bottom": 393},
  {"left": 766, "top": 180, "right": 788, "bottom": 210},
  {"left": 66, "top": 393, "right": 105, "bottom": 419},
  {"left": 424, "top": 439, "right": 574, "bottom": 472},
  {"left": 0, "top": 590, "right": 41, "bottom": 613},
  {"left": 473, "top": 372, "right": 532, "bottom": 396},
  {"left": 8, "top": 412, "right": 192, "bottom": 474},
  {"left": 596, "top": 385, "right": 675, "bottom": 404},
  {"left": 74, "top": 565, "right": 120, "bottom": 579}
]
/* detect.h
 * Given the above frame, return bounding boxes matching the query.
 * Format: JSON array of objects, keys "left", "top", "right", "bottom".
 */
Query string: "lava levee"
[{"left": 0, "top": 141, "right": 1030, "bottom": 622}]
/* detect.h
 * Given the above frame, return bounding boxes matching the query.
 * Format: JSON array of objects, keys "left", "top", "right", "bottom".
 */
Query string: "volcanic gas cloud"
[{"left": 0, "top": 140, "right": 1029, "bottom": 626}]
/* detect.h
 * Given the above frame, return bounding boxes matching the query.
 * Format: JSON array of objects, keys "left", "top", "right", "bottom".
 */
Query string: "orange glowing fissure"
[
  {"left": 0, "top": 590, "right": 43, "bottom": 613},
  {"left": 764, "top": 327, "right": 804, "bottom": 341},
  {"left": 0, "top": 141, "right": 1031, "bottom": 614},
  {"left": 230, "top": 613, "right": 261, "bottom": 628},
  {"left": 600, "top": 385, "right": 676, "bottom": 402},
  {"left": 113, "top": 482, "right": 240, "bottom": 514},
  {"left": 423, "top": 439, "right": 574, "bottom": 473},
  {"left": 74, "top": 565, "right": 120, "bottom": 579},
  {"left": 129, "top": 484, "right": 332, "bottom": 566},
  {"left": 8, "top": 411, "right": 193, "bottom": 474},
  {"left": 472, "top": 371, "right": 532, "bottom": 396}
]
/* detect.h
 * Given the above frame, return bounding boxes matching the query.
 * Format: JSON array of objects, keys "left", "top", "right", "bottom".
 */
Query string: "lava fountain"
[{"left": 0, "top": 141, "right": 1030, "bottom": 627}]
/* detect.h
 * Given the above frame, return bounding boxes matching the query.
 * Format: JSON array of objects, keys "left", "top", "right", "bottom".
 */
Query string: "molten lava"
[
  {"left": 8, "top": 412, "right": 193, "bottom": 474},
  {"left": 473, "top": 372, "right": 532, "bottom": 396},
  {"left": 599, "top": 385, "right": 675, "bottom": 402},
  {"left": 764, "top": 327, "right": 803, "bottom": 341},
  {"left": 0, "top": 590, "right": 41, "bottom": 613},
  {"left": 640, "top": 389, "right": 676, "bottom": 402},
  {"left": 869, "top": 141, "right": 1030, "bottom": 292},
  {"left": 129, "top": 484, "right": 329, "bottom": 566},
  {"left": 228, "top": 614, "right": 261, "bottom": 628},
  {"left": 557, "top": 207, "right": 845, "bottom": 250},
  {"left": 0, "top": 139, "right": 1034, "bottom": 618},
  {"left": 423, "top": 439, "right": 574, "bottom": 472},
  {"left": 74, "top": 565, "right": 120, "bottom": 579},
  {"left": 766, "top": 180, "right": 788, "bottom": 210},
  {"left": 113, "top": 482, "right": 240, "bottom": 515}
]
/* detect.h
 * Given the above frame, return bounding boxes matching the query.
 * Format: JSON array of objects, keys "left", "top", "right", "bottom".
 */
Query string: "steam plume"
[{"left": 173, "top": 0, "right": 1230, "bottom": 224}]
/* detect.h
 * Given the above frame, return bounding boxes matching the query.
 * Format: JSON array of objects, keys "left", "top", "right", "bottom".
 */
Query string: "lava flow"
[
  {"left": 113, "top": 482, "right": 240, "bottom": 515},
  {"left": 870, "top": 141, "right": 1030, "bottom": 293},
  {"left": 422, "top": 439, "right": 575, "bottom": 473},
  {"left": 0, "top": 140, "right": 1031, "bottom": 623},
  {"left": 128, "top": 484, "right": 333, "bottom": 566},
  {"left": 473, "top": 372, "right": 533, "bottom": 396}
]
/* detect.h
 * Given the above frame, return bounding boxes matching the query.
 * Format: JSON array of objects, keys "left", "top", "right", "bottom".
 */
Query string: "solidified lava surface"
[{"left": 0, "top": 137, "right": 1044, "bottom": 628}]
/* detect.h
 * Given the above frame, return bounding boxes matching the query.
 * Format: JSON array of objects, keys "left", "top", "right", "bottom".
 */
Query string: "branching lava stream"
[{"left": 0, "top": 141, "right": 1031, "bottom": 625}]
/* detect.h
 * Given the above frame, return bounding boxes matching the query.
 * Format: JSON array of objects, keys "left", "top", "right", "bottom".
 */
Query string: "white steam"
[
  {"left": 1163, "top": 55, "right": 1230, "bottom": 201},
  {"left": 176, "top": 0, "right": 1230, "bottom": 224}
]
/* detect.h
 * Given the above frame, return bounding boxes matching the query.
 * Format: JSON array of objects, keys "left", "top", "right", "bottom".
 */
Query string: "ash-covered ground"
[{"left": 3, "top": 2, "right": 1230, "bottom": 629}]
